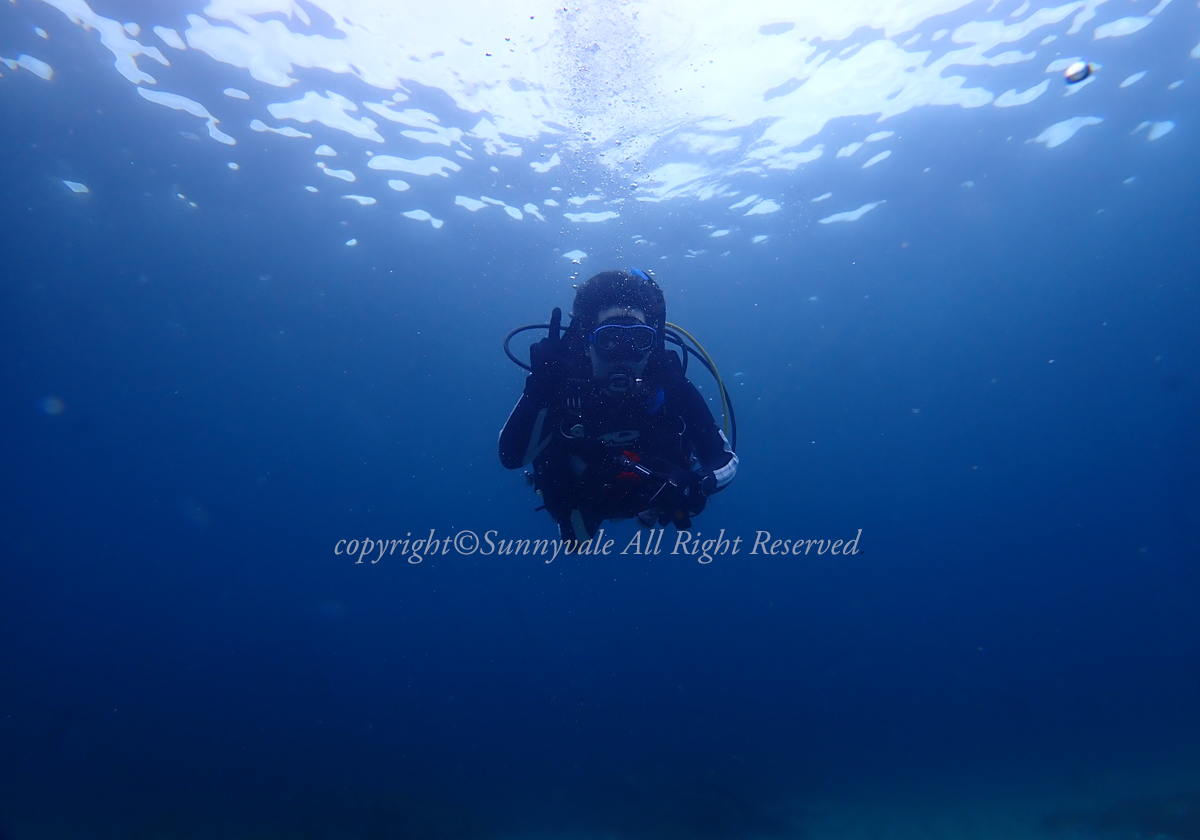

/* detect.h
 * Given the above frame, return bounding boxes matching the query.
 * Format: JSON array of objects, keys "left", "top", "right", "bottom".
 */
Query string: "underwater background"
[{"left": 1, "top": 0, "right": 1199, "bottom": 837}]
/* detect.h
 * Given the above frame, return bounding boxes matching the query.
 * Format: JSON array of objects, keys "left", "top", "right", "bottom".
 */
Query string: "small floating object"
[{"left": 1064, "top": 61, "right": 1092, "bottom": 84}]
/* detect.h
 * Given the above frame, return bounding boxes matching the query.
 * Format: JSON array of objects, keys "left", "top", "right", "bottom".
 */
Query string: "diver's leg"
[{"left": 569, "top": 509, "right": 591, "bottom": 543}]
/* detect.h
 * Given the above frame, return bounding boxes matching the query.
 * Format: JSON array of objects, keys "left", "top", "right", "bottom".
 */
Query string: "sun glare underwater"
[{"left": 1, "top": 0, "right": 1199, "bottom": 838}]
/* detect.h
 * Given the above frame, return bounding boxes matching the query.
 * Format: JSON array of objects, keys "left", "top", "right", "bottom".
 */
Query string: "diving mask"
[{"left": 590, "top": 323, "right": 657, "bottom": 360}]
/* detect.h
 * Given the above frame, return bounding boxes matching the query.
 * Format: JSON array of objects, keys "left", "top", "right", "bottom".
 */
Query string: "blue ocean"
[{"left": 2, "top": 1, "right": 1198, "bottom": 837}]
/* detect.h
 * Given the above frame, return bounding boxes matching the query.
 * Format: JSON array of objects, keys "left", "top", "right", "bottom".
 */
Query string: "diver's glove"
[
  {"left": 656, "top": 468, "right": 716, "bottom": 529},
  {"left": 524, "top": 307, "right": 566, "bottom": 404}
]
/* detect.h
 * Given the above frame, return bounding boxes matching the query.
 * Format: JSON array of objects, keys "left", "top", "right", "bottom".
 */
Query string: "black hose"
[{"left": 502, "top": 324, "right": 548, "bottom": 372}]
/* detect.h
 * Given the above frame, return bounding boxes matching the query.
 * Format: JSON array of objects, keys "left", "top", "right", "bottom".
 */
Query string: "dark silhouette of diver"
[{"left": 500, "top": 268, "right": 738, "bottom": 544}]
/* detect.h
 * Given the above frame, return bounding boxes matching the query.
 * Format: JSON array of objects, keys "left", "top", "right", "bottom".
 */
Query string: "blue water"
[{"left": 3, "top": 2, "right": 1200, "bottom": 838}]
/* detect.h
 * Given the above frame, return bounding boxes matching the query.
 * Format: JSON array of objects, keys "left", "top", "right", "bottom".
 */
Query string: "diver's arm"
[
  {"left": 672, "top": 376, "right": 738, "bottom": 491},
  {"left": 498, "top": 389, "right": 555, "bottom": 470},
  {"left": 499, "top": 317, "right": 569, "bottom": 470}
]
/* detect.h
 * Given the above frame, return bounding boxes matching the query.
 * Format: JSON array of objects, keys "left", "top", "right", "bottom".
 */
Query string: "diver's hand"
[
  {"left": 657, "top": 469, "right": 713, "bottom": 527},
  {"left": 524, "top": 308, "right": 565, "bottom": 403}
]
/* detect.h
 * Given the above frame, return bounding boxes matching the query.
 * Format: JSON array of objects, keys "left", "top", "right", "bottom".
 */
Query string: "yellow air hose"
[{"left": 666, "top": 321, "right": 731, "bottom": 442}]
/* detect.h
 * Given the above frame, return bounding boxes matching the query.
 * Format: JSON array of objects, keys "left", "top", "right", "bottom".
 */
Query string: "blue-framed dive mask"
[{"left": 591, "top": 323, "right": 658, "bottom": 360}]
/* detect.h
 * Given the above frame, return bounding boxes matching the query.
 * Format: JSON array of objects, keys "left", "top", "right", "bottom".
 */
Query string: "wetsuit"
[{"left": 499, "top": 347, "right": 738, "bottom": 542}]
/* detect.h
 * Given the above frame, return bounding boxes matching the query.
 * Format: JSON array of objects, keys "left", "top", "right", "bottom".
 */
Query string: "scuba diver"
[{"left": 500, "top": 268, "right": 738, "bottom": 544}]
